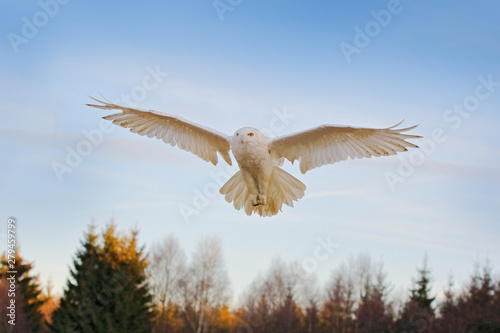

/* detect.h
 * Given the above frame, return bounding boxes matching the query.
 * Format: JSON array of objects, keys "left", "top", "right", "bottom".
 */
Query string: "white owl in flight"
[{"left": 88, "top": 98, "right": 421, "bottom": 217}]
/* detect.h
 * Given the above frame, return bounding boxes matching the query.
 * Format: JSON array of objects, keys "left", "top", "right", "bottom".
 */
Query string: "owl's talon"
[
  {"left": 250, "top": 194, "right": 259, "bottom": 206},
  {"left": 250, "top": 194, "right": 267, "bottom": 206}
]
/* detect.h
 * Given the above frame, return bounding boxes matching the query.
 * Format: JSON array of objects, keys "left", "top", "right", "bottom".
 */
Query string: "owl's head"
[{"left": 232, "top": 127, "right": 268, "bottom": 145}]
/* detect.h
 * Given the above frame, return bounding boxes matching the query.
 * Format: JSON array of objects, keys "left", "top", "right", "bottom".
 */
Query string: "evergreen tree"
[
  {"left": 356, "top": 287, "right": 392, "bottom": 333},
  {"left": 356, "top": 265, "right": 393, "bottom": 333},
  {"left": 397, "top": 256, "right": 435, "bottom": 333},
  {"left": 457, "top": 262, "right": 500, "bottom": 332},
  {"left": 272, "top": 288, "right": 302, "bottom": 333},
  {"left": 435, "top": 275, "right": 460, "bottom": 333},
  {"left": 319, "top": 273, "right": 355, "bottom": 332},
  {"left": 255, "top": 293, "right": 272, "bottom": 333},
  {"left": 0, "top": 251, "right": 48, "bottom": 333},
  {"left": 50, "top": 222, "right": 155, "bottom": 332},
  {"left": 39, "top": 281, "right": 59, "bottom": 326},
  {"left": 435, "top": 262, "right": 500, "bottom": 332},
  {"left": 303, "top": 300, "right": 319, "bottom": 333}
]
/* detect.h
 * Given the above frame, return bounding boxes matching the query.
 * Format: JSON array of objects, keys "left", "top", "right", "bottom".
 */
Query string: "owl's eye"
[
  {"left": 247, "top": 133, "right": 254, "bottom": 137},
  {"left": 236, "top": 133, "right": 239, "bottom": 136}
]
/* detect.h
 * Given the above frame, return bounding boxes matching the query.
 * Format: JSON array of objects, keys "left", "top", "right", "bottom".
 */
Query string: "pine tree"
[
  {"left": 0, "top": 251, "right": 48, "bottom": 333},
  {"left": 272, "top": 288, "right": 302, "bottom": 333},
  {"left": 50, "top": 222, "right": 155, "bottom": 332},
  {"left": 319, "top": 273, "right": 355, "bottom": 332},
  {"left": 356, "top": 265, "right": 393, "bottom": 333},
  {"left": 435, "top": 275, "right": 460, "bottom": 332},
  {"left": 39, "top": 281, "right": 59, "bottom": 326},
  {"left": 303, "top": 300, "right": 319, "bottom": 333},
  {"left": 397, "top": 255, "right": 435, "bottom": 333},
  {"left": 457, "top": 262, "right": 500, "bottom": 332},
  {"left": 357, "top": 287, "right": 392, "bottom": 333}
]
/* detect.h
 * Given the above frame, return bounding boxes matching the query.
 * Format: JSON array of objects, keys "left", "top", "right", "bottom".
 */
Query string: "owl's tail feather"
[{"left": 220, "top": 166, "right": 306, "bottom": 217}]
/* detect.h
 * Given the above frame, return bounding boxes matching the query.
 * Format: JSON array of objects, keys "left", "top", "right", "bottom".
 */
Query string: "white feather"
[
  {"left": 269, "top": 121, "right": 421, "bottom": 174},
  {"left": 87, "top": 98, "right": 232, "bottom": 166}
]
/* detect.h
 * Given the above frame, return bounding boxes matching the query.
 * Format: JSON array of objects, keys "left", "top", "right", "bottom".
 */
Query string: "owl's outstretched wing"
[
  {"left": 269, "top": 121, "right": 421, "bottom": 174},
  {"left": 87, "top": 98, "right": 232, "bottom": 166}
]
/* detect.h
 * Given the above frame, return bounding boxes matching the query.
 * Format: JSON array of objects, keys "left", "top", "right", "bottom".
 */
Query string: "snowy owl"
[{"left": 88, "top": 98, "right": 421, "bottom": 216}]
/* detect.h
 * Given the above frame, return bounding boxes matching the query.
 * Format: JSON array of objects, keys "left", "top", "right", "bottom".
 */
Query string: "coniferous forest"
[{"left": 1, "top": 222, "right": 499, "bottom": 333}]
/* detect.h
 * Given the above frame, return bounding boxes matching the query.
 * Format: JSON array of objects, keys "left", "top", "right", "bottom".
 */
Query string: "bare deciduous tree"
[
  {"left": 240, "top": 257, "right": 316, "bottom": 332},
  {"left": 243, "top": 258, "right": 307, "bottom": 312},
  {"left": 181, "top": 236, "right": 230, "bottom": 333},
  {"left": 321, "top": 253, "right": 392, "bottom": 333},
  {"left": 148, "top": 234, "right": 187, "bottom": 328}
]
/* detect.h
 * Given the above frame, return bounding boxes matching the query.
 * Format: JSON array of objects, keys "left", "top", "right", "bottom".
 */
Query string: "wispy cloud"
[
  {"left": 0, "top": 128, "right": 57, "bottom": 146},
  {"left": 418, "top": 161, "right": 500, "bottom": 181},
  {"left": 94, "top": 136, "right": 197, "bottom": 166},
  {"left": 305, "top": 189, "right": 365, "bottom": 199}
]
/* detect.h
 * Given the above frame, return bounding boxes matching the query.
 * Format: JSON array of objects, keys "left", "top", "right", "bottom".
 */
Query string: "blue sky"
[{"left": 1, "top": 0, "right": 500, "bottom": 304}]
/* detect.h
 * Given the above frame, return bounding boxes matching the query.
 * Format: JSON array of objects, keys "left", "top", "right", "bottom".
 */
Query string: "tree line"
[{"left": 0, "top": 221, "right": 499, "bottom": 332}]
